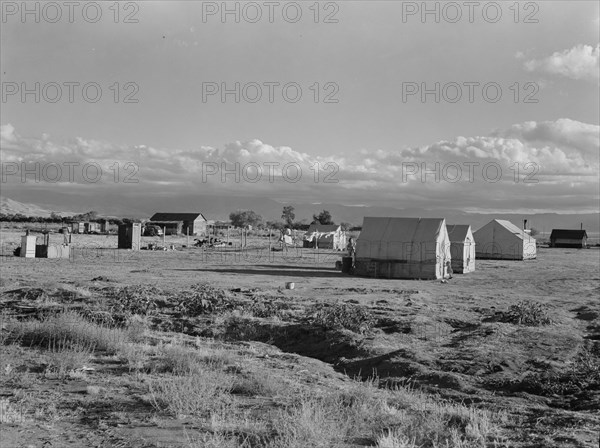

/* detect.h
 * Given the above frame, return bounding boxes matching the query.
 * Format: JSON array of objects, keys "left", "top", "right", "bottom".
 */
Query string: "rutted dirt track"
[{"left": 0, "top": 231, "right": 599, "bottom": 447}]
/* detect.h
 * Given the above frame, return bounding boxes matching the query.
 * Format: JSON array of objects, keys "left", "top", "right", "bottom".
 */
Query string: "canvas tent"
[
  {"left": 354, "top": 217, "right": 451, "bottom": 280},
  {"left": 473, "top": 219, "right": 536, "bottom": 260},
  {"left": 446, "top": 224, "right": 475, "bottom": 273},
  {"left": 303, "top": 224, "right": 347, "bottom": 250}
]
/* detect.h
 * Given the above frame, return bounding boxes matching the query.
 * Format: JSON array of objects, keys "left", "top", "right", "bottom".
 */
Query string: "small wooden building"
[
  {"left": 70, "top": 222, "right": 86, "bottom": 234},
  {"left": 85, "top": 222, "right": 101, "bottom": 233},
  {"left": 549, "top": 229, "right": 588, "bottom": 248},
  {"left": 118, "top": 223, "right": 142, "bottom": 250},
  {"left": 20, "top": 235, "right": 37, "bottom": 258},
  {"left": 149, "top": 213, "right": 208, "bottom": 236}
]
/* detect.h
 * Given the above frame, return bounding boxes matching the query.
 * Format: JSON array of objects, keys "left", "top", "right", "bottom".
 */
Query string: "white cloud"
[
  {"left": 0, "top": 124, "right": 17, "bottom": 144},
  {"left": 523, "top": 44, "right": 600, "bottom": 81},
  {"left": 1, "top": 119, "right": 598, "bottom": 212}
]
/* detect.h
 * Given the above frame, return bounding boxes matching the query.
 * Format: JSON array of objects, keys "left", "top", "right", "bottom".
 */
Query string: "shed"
[
  {"left": 549, "top": 229, "right": 588, "bottom": 248},
  {"left": 118, "top": 223, "right": 142, "bottom": 250},
  {"left": 354, "top": 217, "right": 451, "bottom": 279}
]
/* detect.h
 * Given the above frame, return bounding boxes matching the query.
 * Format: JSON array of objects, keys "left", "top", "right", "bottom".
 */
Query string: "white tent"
[
  {"left": 473, "top": 219, "right": 536, "bottom": 260},
  {"left": 355, "top": 217, "right": 451, "bottom": 279},
  {"left": 303, "top": 224, "right": 347, "bottom": 250},
  {"left": 446, "top": 224, "right": 475, "bottom": 273}
]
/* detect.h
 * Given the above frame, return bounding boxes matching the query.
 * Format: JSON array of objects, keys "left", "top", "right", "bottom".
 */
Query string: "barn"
[
  {"left": 354, "top": 217, "right": 451, "bottom": 280},
  {"left": 303, "top": 224, "right": 347, "bottom": 250},
  {"left": 149, "top": 213, "right": 208, "bottom": 236},
  {"left": 446, "top": 224, "right": 475, "bottom": 273},
  {"left": 549, "top": 229, "right": 588, "bottom": 248},
  {"left": 473, "top": 219, "right": 536, "bottom": 260}
]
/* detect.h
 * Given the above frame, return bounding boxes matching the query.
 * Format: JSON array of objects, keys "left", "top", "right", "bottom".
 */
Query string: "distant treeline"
[{"left": 0, "top": 211, "right": 137, "bottom": 226}]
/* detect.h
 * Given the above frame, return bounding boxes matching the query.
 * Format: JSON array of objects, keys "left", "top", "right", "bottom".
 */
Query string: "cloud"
[
  {"left": 0, "top": 124, "right": 17, "bottom": 144},
  {"left": 523, "top": 44, "right": 600, "bottom": 81},
  {"left": 1, "top": 119, "right": 598, "bottom": 213}
]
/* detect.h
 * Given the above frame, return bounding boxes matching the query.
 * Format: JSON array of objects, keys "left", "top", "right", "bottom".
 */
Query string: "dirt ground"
[{"left": 1, "top": 230, "right": 599, "bottom": 447}]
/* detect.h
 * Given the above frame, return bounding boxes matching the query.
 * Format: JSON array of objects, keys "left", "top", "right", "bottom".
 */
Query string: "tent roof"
[
  {"left": 446, "top": 224, "right": 471, "bottom": 242},
  {"left": 495, "top": 219, "right": 534, "bottom": 241},
  {"left": 150, "top": 213, "right": 207, "bottom": 222},
  {"left": 550, "top": 229, "right": 587, "bottom": 239},
  {"left": 474, "top": 219, "right": 535, "bottom": 242},
  {"left": 359, "top": 217, "right": 446, "bottom": 243}
]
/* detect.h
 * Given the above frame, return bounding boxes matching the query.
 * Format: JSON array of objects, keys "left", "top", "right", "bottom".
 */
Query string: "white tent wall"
[
  {"left": 474, "top": 220, "right": 536, "bottom": 260},
  {"left": 355, "top": 217, "right": 451, "bottom": 280},
  {"left": 447, "top": 225, "right": 475, "bottom": 273}
]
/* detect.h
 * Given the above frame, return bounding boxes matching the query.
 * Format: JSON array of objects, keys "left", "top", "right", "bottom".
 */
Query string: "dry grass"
[
  {"left": 0, "top": 398, "right": 28, "bottom": 424},
  {"left": 45, "top": 338, "right": 95, "bottom": 378},
  {"left": 3, "top": 311, "right": 128, "bottom": 353},
  {"left": 148, "top": 362, "right": 235, "bottom": 418}
]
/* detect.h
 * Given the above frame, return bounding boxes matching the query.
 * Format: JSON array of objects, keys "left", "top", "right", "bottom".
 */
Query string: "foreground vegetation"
[
  {"left": 1, "top": 241, "right": 598, "bottom": 447},
  {"left": 1, "top": 305, "right": 511, "bottom": 447}
]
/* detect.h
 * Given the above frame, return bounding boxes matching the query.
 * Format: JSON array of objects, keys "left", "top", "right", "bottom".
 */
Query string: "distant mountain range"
[{"left": 2, "top": 194, "right": 598, "bottom": 234}]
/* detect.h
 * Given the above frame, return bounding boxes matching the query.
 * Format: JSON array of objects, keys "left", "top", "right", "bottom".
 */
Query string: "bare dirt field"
[{"left": 1, "top": 230, "right": 599, "bottom": 447}]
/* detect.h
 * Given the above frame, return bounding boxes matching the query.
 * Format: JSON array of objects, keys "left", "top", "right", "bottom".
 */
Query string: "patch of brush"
[{"left": 484, "top": 345, "right": 600, "bottom": 398}]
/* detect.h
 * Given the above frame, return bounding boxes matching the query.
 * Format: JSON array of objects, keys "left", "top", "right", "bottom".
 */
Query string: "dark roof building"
[
  {"left": 549, "top": 229, "right": 588, "bottom": 248},
  {"left": 149, "top": 212, "right": 208, "bottom": 236}
]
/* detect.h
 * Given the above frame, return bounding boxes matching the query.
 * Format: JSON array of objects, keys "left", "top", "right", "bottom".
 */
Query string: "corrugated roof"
[
  {"left": 550, "top": 229, "right": 587, "bottom": 239},
  {"left": 150, "top": 213, "right": 206, "bottom": 222}
]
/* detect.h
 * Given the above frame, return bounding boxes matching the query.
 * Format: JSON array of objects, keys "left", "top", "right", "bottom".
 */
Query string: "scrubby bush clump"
[
  {"left": 108, "top": 285, "right": 161, "bottom": 323},
  {"left": 306, "top": 302, "right": 376, "bottom": 334},
  {"left": 504, "top": 300, "right": 552, "bottom": 326},
  {"left": 173, "top": 284, "right": 238, "bottom": 317}
]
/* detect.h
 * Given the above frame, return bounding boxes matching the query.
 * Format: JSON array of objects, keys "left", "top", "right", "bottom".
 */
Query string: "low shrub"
[
  {"left": 173, "top": 284, "right": 239, "bottom": 316},
  {"left": 149, "top": 366, "right": 234, "bottom": 418},
  {"left": 107, "top": 285, "right": 161, "bottom": 322},
  {"left": 306, "top": 302, "right": 376, "bottom": 334},
  {"left": 503, "top": 300, "right": 552, "bottom": 326}
]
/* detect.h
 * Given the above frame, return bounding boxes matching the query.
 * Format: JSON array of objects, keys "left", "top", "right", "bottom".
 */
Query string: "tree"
[
  {"left": 281, "top": 205, "right": 295, "bottom": 227},
  {"left": 340, "top": 222, "right": 352, "bottom": 231},
  {"left": 229, "top": 210, "right": 263, "bottom": 228},
  {"left": 266, "top": 220, "right": 285, "bottom": 232},
  {"left": 312, "top": 210, "right": 334, "bottom": 225},
  {"left": 529, "top": 227, "right": 539, "bottom": 237},
  {"left": 50, "top": 212, "right": 63, "bottom": 223}
]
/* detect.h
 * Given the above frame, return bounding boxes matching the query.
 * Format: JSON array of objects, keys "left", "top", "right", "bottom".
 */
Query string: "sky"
[{"left": 1, "top": 0, "right": 599, "bottom": 214}]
